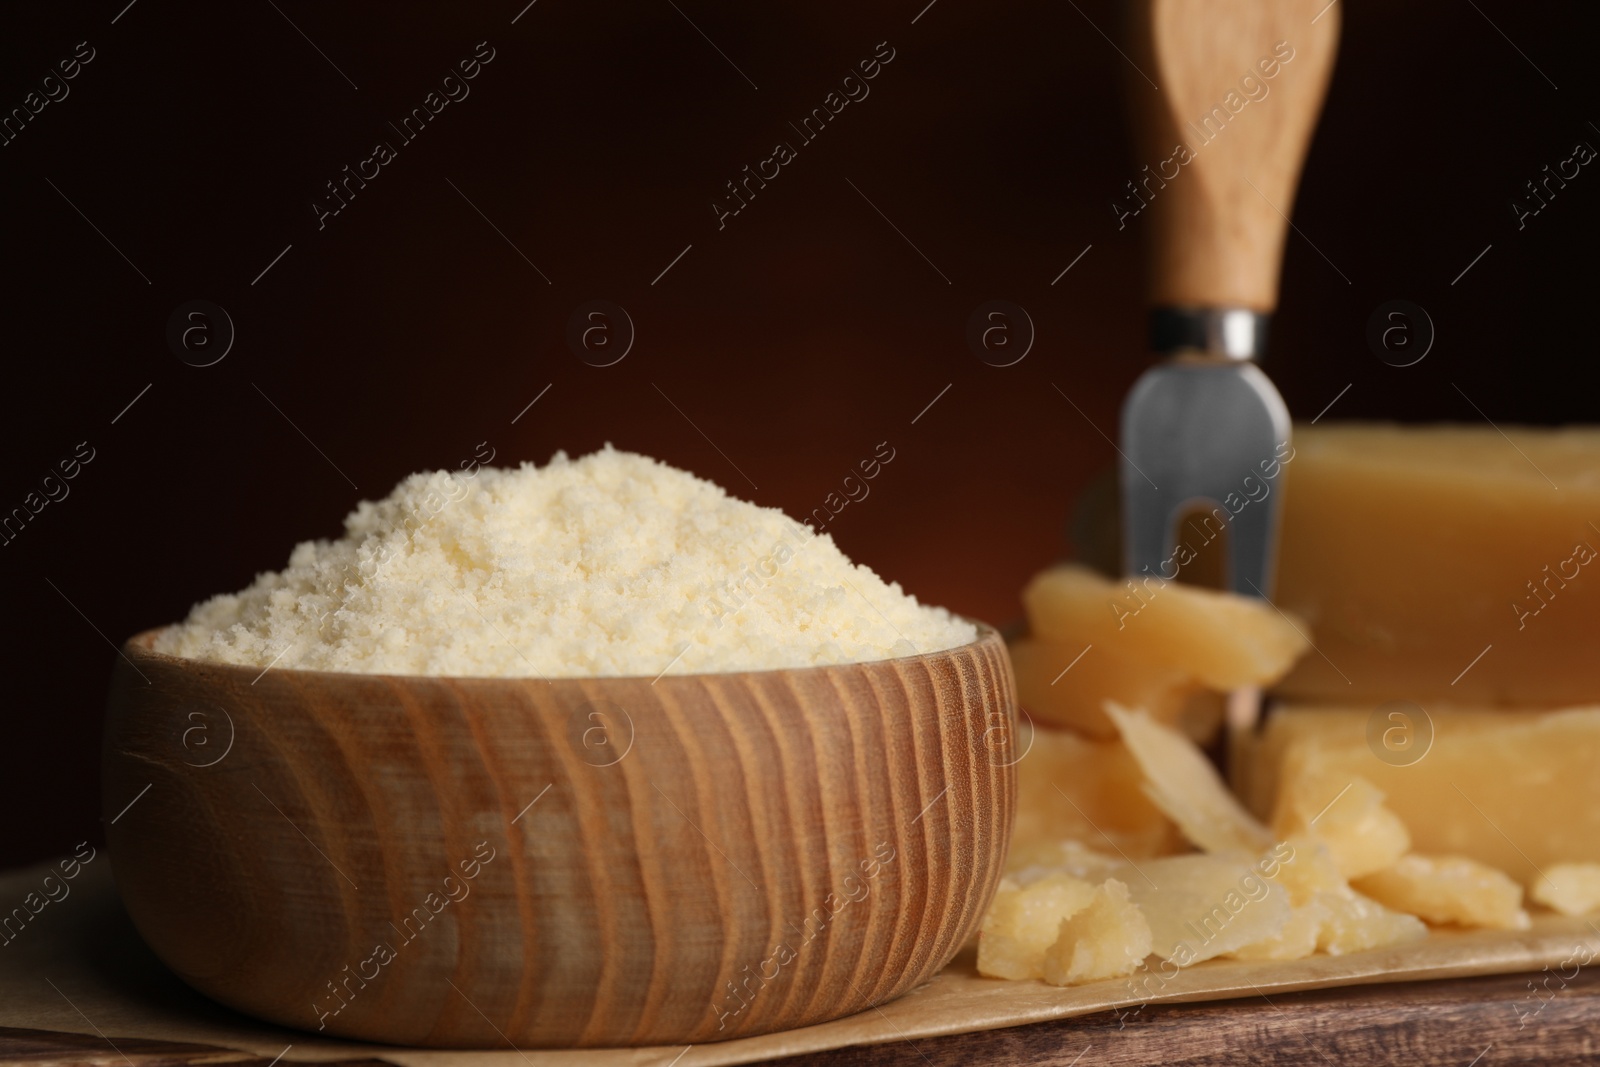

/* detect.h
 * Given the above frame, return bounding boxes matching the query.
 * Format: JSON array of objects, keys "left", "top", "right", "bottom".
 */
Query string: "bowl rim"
[{"left": 120, "top": 619, "right": 1003, "bottom": 687}]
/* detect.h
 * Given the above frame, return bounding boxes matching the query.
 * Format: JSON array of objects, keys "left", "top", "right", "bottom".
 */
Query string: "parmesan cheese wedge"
[
  {"left": 1249, "top": 835, "right": 1427, "bottom": 958},
  {"left": 1009, "top": 635, "right": 1197, "bottom": 740},
  {"left": 1107, "top": 702, "right": 1271, "bottom": 856},
  {"left": 1023, "top": 564, "right": 1311, "bottom": 690},
  {"left": 1530, "top": 863, "right": 1600, "bottom": 916},
  {"left": 1247, "top": 704, "right": 1600, "bottom": 890},
  {"left": 977, "top": 874, "right": 1098, "bottom": 980},
  {"left": 1272, "top": 773, "right": 1410, "bottom": 880},
  {"left": 1276, "top": 423, "right": 1600, "bottom": 705},
  {"left": 1042, "top": 878, "right": 1153, "bottom": 986},
  {"left": 1120, "top": 852, "right": 1291, "bottom": 964},
  {"left": 1011, "top": 722, "right": 1182, "bottom": 866},
  {"left": 1354, "top": 854, "right": 1531, "bottom": 931},
  {"left": 1012, "top": 564, "right": 1310, "bottom": 738}
]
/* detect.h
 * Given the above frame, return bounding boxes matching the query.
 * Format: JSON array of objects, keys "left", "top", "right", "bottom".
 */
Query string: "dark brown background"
[{"left": 1, "top": 0, "right": 1595, "bottom": 868}]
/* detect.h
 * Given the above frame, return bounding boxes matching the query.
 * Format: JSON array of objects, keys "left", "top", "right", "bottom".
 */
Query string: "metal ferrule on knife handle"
[{"left": 1150, "top": 307, "right": 1270, "bottom": 362}]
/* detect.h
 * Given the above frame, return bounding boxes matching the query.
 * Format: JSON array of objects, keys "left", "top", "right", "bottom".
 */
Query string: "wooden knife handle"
[{"left": 1124, "top": 0, "right": 1340, "bottom": 312}]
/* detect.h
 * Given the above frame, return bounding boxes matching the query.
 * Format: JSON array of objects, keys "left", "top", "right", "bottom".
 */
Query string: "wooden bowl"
[{"left": 102, "top": 626, "right": 1017, "bottom": 1048}]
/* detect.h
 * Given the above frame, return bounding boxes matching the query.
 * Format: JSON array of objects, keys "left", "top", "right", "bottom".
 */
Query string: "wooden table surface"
[{"left": 4, "top": 969, "right": 1595, "bottom": 1066}]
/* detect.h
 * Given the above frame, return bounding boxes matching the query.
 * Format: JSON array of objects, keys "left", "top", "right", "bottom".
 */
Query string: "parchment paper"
[{"left": 3, "top": 860, "right": 1593, "bottom": 1066}]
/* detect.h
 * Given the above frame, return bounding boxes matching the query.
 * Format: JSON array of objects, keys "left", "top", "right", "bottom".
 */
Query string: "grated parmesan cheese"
[{"left": 154, "top": 445, "right": 974, "bottom": 677}]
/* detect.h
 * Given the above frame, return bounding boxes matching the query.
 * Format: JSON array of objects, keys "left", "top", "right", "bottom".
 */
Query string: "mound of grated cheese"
[{"left": 154, "top": 445, "right": 975, "bottom": 677}]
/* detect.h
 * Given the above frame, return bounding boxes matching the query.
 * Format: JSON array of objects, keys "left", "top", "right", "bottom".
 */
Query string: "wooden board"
[
  {"left": 7, "top": 968, "right": 1596, "bottom": 1066},
  {"left": 4, "top": 860, "right": 1597, "bottom": 1065}
]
